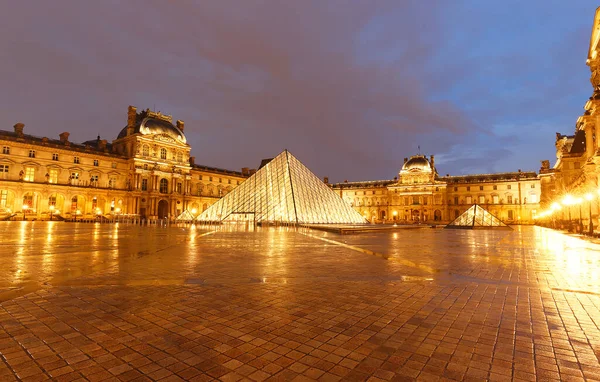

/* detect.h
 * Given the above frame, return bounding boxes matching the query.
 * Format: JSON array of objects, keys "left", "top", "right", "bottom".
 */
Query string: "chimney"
[
  {"left": 127, "top": 105, "right": 137, "bottom": 136},
  {"left": 430, "top": 155, "right": 435, "bottom": 168},
  {"left": 59, "top": 132, "right": 70, "bottom": 143},
  {"left": 249, "top": 169, "right": 256, "bottom": 175},
  {"left": 98, "top": 139, "right": 107, "bottom": 150},
  {"left": 242, "top": 167, "right": 249, "bottom": 176},
  {"left": 176, "top": 120, "right": 185, "bottom": 132},
  {"left": 404, "top": 157, "right": 408, "bottom": 164},
  {"left": 324, "top": 177, "right": 329, "bottom": 184},
  {"left": 189, "top": 156, "right": 195, "bottom": 165},
  {"left": 13, "top": 123, "right": 24, "bottom": 136}
]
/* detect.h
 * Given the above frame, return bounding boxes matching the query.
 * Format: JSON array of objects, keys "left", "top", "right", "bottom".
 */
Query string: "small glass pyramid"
[
  {"left": 176, "top": 210, "right": 194, "bottom": 222},
  {"left": 445, "top": 204, "right": 511, "bottom": 229},
  {"left": 197, "top": 150, "right": 367, "bottom": 225}
]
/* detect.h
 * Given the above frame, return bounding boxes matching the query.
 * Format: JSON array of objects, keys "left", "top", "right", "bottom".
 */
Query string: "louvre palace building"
[
  {"left": 0, "top": 104, "right": 544, "bottom": 224},
  {"left": 330, "top": 155, "right": 541, "bottom": 224},
  {"left": 0, "top": 106, "right": 249, "bottom": 220}
]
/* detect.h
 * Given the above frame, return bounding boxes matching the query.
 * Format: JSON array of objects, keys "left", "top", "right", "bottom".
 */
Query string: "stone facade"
[
  {"left": 331, "top": 155, "right": 541, "bottom": 224},
  {"left": 0, "top": 106, "right": 248, "bottom": 220}
]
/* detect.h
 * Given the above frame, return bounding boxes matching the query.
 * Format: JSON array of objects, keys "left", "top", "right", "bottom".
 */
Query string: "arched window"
[
  {"left": 142, "top": 145, "right": 149, "bottom": 156},
  {"left": 159, "top": 179, "right": 168, "bottom": 193},
  {"left": 160, "top": 148, "right": 167, "bottom": 160},
  {"left": 71, "top": 196, "right": 78, "bottom": 212}
]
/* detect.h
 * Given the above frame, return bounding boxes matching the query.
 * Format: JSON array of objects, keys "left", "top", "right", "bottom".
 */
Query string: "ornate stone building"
[
  {"left": 541, "top": 7, "right": 600, "bottom": 227},
  {"left": 331, "top": 155, "right": 541, "bottom": 224},
  {"left": 0, "top": 106, "right": 248, "bottom": 220}
]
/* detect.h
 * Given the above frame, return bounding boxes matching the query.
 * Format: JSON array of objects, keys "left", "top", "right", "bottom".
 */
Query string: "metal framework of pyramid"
[
  {"left": 197, "top": 150, "right": 367, "bottom": 225},
  {"left": 176, "top": 210, "right": 194, "bottom": 222},
  {"left": 445, "top": 204, "right": 512, "bottom": 230}
]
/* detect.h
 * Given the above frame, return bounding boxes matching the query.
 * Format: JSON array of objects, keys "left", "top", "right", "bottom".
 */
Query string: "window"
[
  {"left": 466, "top": 196, "right": 472, "bottom": 204},
  {"left": 159, "top": 179, "right": 168, "bottom": 193},
  {"left": 71, "top": 196, "right": 79, "bottom": 213},
  {"left": 23, "top": 194, "right": 33, "bottom": 209},
  {"left": 219, "top": 178, "right": 222, "bottom": 183},
  {"left": 48, "top": 195, "right": 56, "bottom": 207},
  {"left": 160, "top": 148, "right": 167, "bottom": 160},
  {"left": 412, "top": 196, "right": 419, "bottom": 205},
  {"left": 493, "top": 195, "right": 499, "bottom": 204},
  {"left": 24, "top": 167, "right": 35, "bottom": 182},
  {"left": 508, "top": 210, "right": 514, "bottom": 220},
  {"left": 90, "top": 175, "right": 98, "bottom": 183},
  {"left": 70, "top": 172, "right": 79, "bottom": 180},
  {"left": 48, "top": 169, "right": 58, "bottom": 184},
  {"left": 2, "top": 146, "right": 9, "bottom": 154},
  {"left": 111, "top": 162, "right": 117, "bottom": 169},
  {"left": 108, "top": 177, "right": 116, "bottom": 188},
  {"left": 454, "top": 187, "right": 457, "bottom": 191},
  {"left": 467, "top": 186, "right": 470, "bottom": 191},
  {"left": 92, "top": 197, "right": 97, "bottom": 211},
  {"left": 141, "top": 178, "right": 148, "bottom": 191},
  {"left": 0, "top": 165, "right": 8, "bottom": 179},
  {"left": 176, "top": 183, "right": 182, "bottom": 193},
  {"left": 177, "top": 152, "right": 183, "bottom": 162},
  {"left": 228, "top": 179, "right": 231, "bottom": 184},
  {"left": 479, "top": 186, "right": 483, "bottom": 191},
  {"left": 454, "top": 197, "right": 458, "bottom": 205},
  {"left": 199, "top": 175, "right": 203, "bottom": 180},
  {"left": 74, "top": 156, "right": 80, "bottom": 164},
  {"left": 28, "top": 150, "right": 35, "bottom": 158},
  {"left": 93, "top": 159, "right": 99, "bottom": 167},
  {"left": 0, "top": 190, "right": 6, "bottom": 207},
  {"left": 479, "top": 195, "right": 485, "bottom": 204},
  {"left": 209, "top": 176, "right": 213, "bottom": 181},
  {"left": 531, "top": 184, "right": 535, "bottom": 189},
  {"left": 507, "top": 195, "right": 513, "bottom": 204},
  {"left": 493, "top": 185, "right": 497, "bottom": 190},
  {"left": 143, "top": 145, "right": 149, "bottom": 156},
  {"left": 507, "top": 185, "right": 511, "bottom": 190},
  {"left": 52, "top": 153, "right": 59, "bottom": 161}
]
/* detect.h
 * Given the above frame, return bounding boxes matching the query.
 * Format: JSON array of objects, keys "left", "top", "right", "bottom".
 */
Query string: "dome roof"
[
  {"left": 117, "top": 117, "right": 186, "bottom": 143},
  {"left": 402, "top": 155, "right": 432, "bottom": 172}
]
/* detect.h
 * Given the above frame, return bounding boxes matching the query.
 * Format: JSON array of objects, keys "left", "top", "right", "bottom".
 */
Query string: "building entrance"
[{"left": 157, "top": 200, "right": 169, "bottom": 219}]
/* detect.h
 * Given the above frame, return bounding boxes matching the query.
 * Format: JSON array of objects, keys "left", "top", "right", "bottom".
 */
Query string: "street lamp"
[
  {"left": 75, "top": 209, "right": 81, "bottom": 222},
  {"left": 22, "top": 204, "right": 28, "bottom": 220},
  {"left": 562, "top": 194, "right": 575, "bottom": 230},
  {"left": 586, "top": 193, "right": 594, "bottom": 235},
  {"left": 577, "top": 197, "right": 584, "bottom": 233},
  {"left": 49, "top": 205, "right": 55, "bottom": 221}
]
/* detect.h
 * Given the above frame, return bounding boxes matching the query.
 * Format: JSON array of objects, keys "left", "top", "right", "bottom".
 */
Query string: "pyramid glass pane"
[
  {"left": 197, "top": 150, "right": 367, "bottom": 224},
  {"left": 445, "top": 204, "right": 511, "bottom": 229}
]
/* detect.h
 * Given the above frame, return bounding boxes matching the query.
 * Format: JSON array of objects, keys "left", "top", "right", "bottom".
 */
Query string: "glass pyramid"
[
  {"left": 197, "top": 150, "right": 367, "bottom": 225},
  {"left": 445, "top": 204, "right": 511, "bottom": 229},
  {"left": 176, "top": 210, "right": 194, "bottom": 222}
]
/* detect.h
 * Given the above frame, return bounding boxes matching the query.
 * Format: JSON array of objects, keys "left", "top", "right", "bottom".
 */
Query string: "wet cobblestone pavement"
[{"left": 1, "top": 222, "right": 600, "bottom": 381}]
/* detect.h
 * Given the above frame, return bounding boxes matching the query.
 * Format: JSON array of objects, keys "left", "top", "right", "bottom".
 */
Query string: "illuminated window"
[
  {"left": 28, "top": 150, "right": 35, "bottom": 158},
  {"left": 177, "top": 152, "right": 183, "bottom": 162},
  {"left": 466, "top": 196, "right": 472, "bottom": 204},
  {"left": 0, "top": 190, "right": 6, "bottom": 207},
  {"left": 48, "top": 195, "right": 56, "bottom": 207},
  {"left": 93, "top": 159, "right": 99, "bottom": 167},
  {"left": 479, "top": 186, "right": 483, "bottom": 191},
  {"left": 478, "top": 195, "right": 485, "bottom": 204},
  {"left": 71, "top": 196, "right": 78, "bottom": 212},
  {"left": 23, "top": 194, "right": 33, "bottom": 208},
  {"left": 52, "top": 153, "right": 59, "bottom": 161},
  {"left": 73, "top": 156, "right": 80, "bottom": 164},
  {"left": 529, "top": 194, "right": 537, "bottom": 203},
  {"left": 71, "top": 172, "right": 79, "bottom": 180},
  {"left": 160, "top": 148, "right": 167, "bottom": 160},
  {"left": 0, "top": 165, "right": 8, "bottom": 179},
  {"left": 507, "top": 185, "right": 511, "bottom": 190},
  {"left": 176, "top": 183, "right": 182, "bottom": 193},
  {"left": 507, "top": 195, "right": 513, "bottom": 204},
  {"left": 159, "top": 179, "right": 168, "bottom": 193},
  {"left": 141, "top": 178, "right": 148, "bottom": 191},
  {"left": 108, "top": 177, "right": 116, "bottom": 188},
  {"left": 492, "top": 195, "right": 499, "bottom": 204},
  {"left": 2, "top": 146, "right": 9, "bottom": 154},
  {"left": 508, "top": 210, "right": 514, "bottom": 220},
  {"left": 143, "top": 145, "right": 149, "bottom": 156},
  {"left": 48, "top": 169, "right": 58, "bottom": 184},
  {"left": 24, "top": 167, "right": 35, "bottom": 182}
]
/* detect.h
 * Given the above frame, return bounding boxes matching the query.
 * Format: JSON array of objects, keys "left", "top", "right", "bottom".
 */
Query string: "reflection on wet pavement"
[{"left": 0, "top": 222, "right": 599, "bottom": 381}]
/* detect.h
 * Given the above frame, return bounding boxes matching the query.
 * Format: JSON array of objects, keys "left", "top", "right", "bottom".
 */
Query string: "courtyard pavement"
[{"left": 0, "top": 222, "right": 599, "bottom": 381}]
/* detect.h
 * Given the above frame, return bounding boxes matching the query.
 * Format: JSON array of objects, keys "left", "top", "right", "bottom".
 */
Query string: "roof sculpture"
[
  {"left": 445, "top": 204, "right": 512, "bottom": 230},
  {"left": 197, "top": 150, "right": 367, "bottom": 225}
]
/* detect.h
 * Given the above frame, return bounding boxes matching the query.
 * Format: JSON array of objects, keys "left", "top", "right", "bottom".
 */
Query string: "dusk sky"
[{"left": 1, "top": 1, "right": 598, "bottom": 182}]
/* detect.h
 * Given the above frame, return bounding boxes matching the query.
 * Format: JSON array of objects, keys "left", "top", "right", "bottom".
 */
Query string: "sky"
[{"left": 0, "top": 1, "right": 598, "bottom": 182}]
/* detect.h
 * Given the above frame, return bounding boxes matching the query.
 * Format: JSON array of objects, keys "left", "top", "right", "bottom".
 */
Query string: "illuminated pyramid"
[
  {"left": 197, "top": 150, "right": 367, "bottom": 224},
  {"left": 445, "top": 204, "right": 511, "bottom": 230}
]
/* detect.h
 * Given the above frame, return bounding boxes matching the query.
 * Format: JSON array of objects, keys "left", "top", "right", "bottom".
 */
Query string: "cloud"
[{"left": 0, "top": 1, "right": 597, "bottom": 181}]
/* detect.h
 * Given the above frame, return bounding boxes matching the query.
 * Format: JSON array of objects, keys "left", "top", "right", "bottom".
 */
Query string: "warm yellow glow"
[
  {"left": 76, "top": 209, "right": 81, "bottom": 215},
  {"left": 393, "top": 211, "right": 397, "bottom": 216},
  {"left": 22, "top": 204, "right": 28, "bottom": 211},
  {"left": 562, "top": 194, "right": 576, "bottom": 206},
  {"left": 49, "top": 205, "right": 55, "bottom": 211},
  {"left": 191, "top": 208, "right": 198, "bottom": 214},
  {"left": 586, "top": 193, "right": 594, "bottom": 201},
  {"left": 115, "top": 207, "right": 121, "bottom": 213},
  {"left": 551, "top": 202, "right": 561, "bottom": 211},
  {"left": 96, "top": 209, "right": 102, "bottom": 215}
]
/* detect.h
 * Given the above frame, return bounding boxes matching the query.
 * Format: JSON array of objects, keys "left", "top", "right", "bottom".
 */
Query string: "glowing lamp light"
[
  {"left": 585, "top": 193, "right": 593, "bottom": 201},
  {"left": 191, "top": 208, "right": 198, "bottom": 214},
  {"left": 22, "top": 204, "right": 29, "bottom": 211},
  {"left": 393, "top": 211, "right": 397, "bottom": 216},
  {"left": 49, "top": 205, "right": 55, "bottom": 211},
  {"left": 551, "top": 202, "right": 561, "bottom": 211},
  {"left": 115, "top": 207, "right": 121, "bottom": 213},
  {"left": 562, "top": 194, "right": 575, "bottom": 206},
  {"left": 76, "top": 210, "right": 81, "bottom": 215},
  {"left": 96, "top": 209, "right": 102, "bottom": 215}
]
